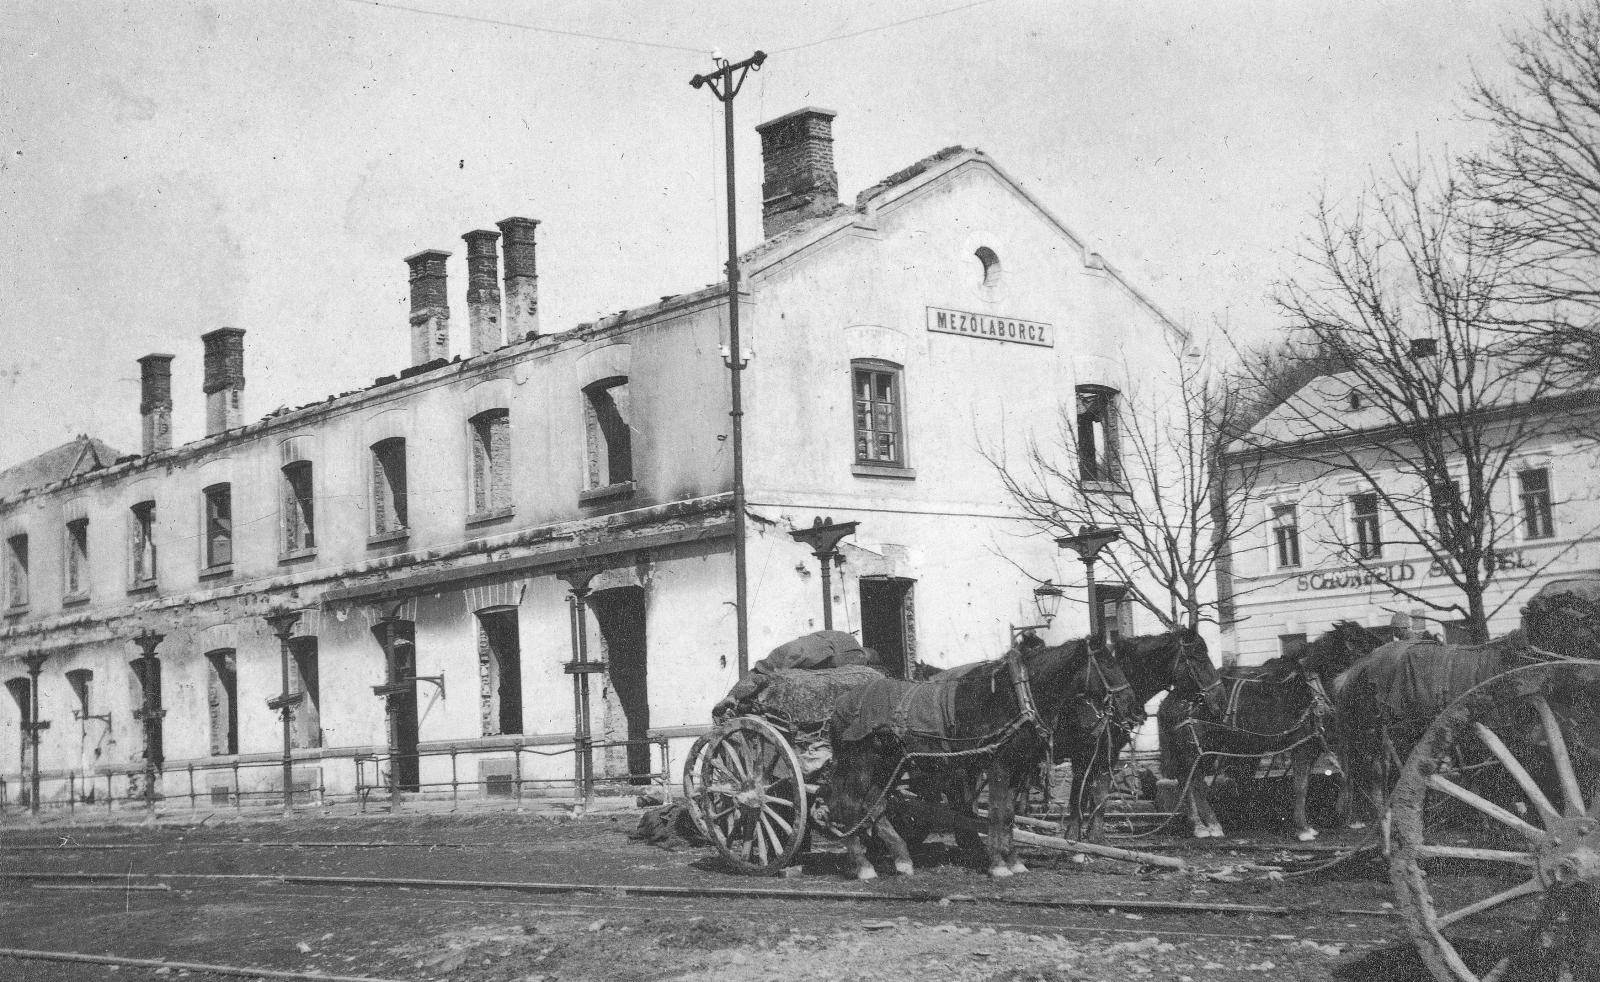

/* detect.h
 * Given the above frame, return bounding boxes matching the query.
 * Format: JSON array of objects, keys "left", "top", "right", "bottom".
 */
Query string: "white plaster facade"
[{"left": 0, "top": 119, "right": 1192, "bottom": 810}]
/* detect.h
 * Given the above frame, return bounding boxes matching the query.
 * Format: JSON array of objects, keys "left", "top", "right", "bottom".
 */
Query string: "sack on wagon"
[{"left": 712, "top": 630, "right": 885, "bottom": 719}]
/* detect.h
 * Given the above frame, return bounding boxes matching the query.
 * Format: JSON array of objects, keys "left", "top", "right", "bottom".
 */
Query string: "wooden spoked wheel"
[
  {"left": 1390, "top": 662, "right": 1600, "bottom": 982},
  {"left": 680, "top": 733, "right": 713, "bottom": 840},
  {"left": 698, "top": 717, "right": 809, "bottom": 875}
]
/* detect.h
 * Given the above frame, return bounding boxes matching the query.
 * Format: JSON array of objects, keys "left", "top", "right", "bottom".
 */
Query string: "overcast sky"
[{"left": 0, "top": 0, "right": 1541, "bottom": 468}]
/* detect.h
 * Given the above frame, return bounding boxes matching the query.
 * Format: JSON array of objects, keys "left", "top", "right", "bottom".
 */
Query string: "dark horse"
[
  {"left": 827, "top": 638, "right": 1136, "bottom": 880},
  {"left": 1157, "top": 640, "right": 1344, "bottom": 841},
  {"left": 1058, "top": 628, "right": 1224, "bottom": 842}
]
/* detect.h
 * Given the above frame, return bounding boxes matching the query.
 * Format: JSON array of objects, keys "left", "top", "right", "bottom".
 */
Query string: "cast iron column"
[
  {"left": 1056, "top": 526, "right": 1123, "bottom": 645},
  {"left": 691, "top": 49, "right": 766, "bottom": 676},
  {"left": 789, "top": 517, "right": 859, "bottom": 631},
  {"left": 264, "top": 608, "right": 304, "bottom": 816},
  {"left": 21, "top": 652, "right": 48, "bottom": 815},
  {"left": 560, "top": 568, "right": 604, "bottom": 805},
  {"left": 131, "top": 628, "right": 165, "bottom": 810}
]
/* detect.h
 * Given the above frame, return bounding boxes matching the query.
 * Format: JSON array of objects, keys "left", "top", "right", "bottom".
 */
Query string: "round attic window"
[{"left": 975, "top": 246, "right": 1002, "bottom": 291}]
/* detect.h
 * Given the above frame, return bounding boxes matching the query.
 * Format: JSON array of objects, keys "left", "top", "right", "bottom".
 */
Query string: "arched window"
[
  {"left": 282, "top": 461, "right": 315, "bottom": 555},
  {"left": 852, "top": 359, "right": 905, "bottom": 466},
  {"left": 371, "top": 438, "right": 408, "bottom": 536},
  {"left": 583, "top": 378, "right": 633, "bottom": 489},
  {"left": 202, "top": 484, "right": 232, "bottom": 569},
  {"left": 205, "top": 649, "right": 238, "bottom": 756},
  {"left": 1075, "top": 385, "right": 1120, "bottom": 484},
  {"left": 469, "top": 409, "right": 512, "bottom": 516}
]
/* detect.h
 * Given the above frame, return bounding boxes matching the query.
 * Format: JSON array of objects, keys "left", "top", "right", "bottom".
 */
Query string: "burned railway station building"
[{"left": 0, "top": 108, "right": 1189, "bottom": 811}]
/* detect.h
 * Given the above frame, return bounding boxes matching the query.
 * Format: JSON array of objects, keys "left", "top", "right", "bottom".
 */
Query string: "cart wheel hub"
[
  {"left": 1537, "top": 816, "right": 1600, "bottom": 887},
  {"left": 735, "top": 786, "right": 764, "bottom": 809}
]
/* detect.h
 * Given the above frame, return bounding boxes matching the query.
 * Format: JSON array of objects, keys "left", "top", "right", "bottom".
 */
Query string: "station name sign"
[{"left": 926, "top": 307, "right": 1053, "bottom": 348}]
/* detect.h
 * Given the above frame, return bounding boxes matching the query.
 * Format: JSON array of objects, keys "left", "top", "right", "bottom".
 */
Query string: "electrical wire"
[
  {"left": 769, "top": 0, "right": 1002, "bottom": 54},
  {"left": 334, "top": 0, "right": 709, "bottom": 54}
]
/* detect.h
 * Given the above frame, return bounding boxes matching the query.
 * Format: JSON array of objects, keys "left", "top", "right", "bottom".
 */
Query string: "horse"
[
  {"left": 1157, "top": 648, "right": 1339, "bottom": 841},
  {"left": 827, "top": 638, "right": 1136, "bottom": 880},
  {"left": 1058, "top": 628, "right": 1224, "bottom": 842}
]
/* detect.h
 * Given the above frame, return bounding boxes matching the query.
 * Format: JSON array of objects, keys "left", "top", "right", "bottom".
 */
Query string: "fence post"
[
  {"left": 450, "top": 746, "right": 459, "bottom": 811},
  {"left": 106, "top": 773, "right": 113, "bottom": 814},
  {"left": 513, "top": 744, "right": 523, "bottom": 807},
  {"left": 188, "top": 763, "right": 196, "bottom": 810},
  {"left": 68, "top": 774, "right": 75, "bottom": 817},
  {"left": 232, "top": 760, "right": 242, "bottom": 812}
]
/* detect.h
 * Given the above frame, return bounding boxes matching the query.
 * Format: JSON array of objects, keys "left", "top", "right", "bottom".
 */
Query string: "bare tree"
[
  {"left": 1467, "top": 0, "right": 1600, "bottom": 376},
  {"left": 986, "top": 338, "right": 1261, "bottom": 633},
  {"left": 1239, "top": 166, "right": 1572, "bottom": 643}
]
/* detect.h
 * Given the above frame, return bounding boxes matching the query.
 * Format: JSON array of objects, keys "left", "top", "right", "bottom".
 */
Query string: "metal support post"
[
  {"left": 22, "top": 653, "right": 49, "bottom": 815},
  {"left": 1056, "top": 527, "right": 1123, "bottom": 646},
  {"left": 691, "top": 49, "right": 766, "bottom": 676},
  {"left": 790, "top": 517, "right": 859, "bottom": 632},
  {"left": 131, "top": 629, "right": 165, "bottom": 811},
  {"left": 264, "top": 607, "right": 304, "bottom": 817},
  {"left": 562, "top": 573, "right": 601, "bottom": 805}
]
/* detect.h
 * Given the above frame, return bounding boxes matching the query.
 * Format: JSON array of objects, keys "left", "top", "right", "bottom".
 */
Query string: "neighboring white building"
[
  {"left": 0, "top": 107, "right": 1193, "bottom": 811},
  {"left": 1221, "top": 371, "right": 1600, "bottom": 666}
]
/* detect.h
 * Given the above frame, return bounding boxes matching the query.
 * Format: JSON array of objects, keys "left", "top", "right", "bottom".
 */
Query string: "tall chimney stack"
[
  {"left": 405, "top": 249, "right": 452, "bottom": 364},
  {"left": 201, "top": 328, "right": 245, "bottom": 436},
  {"left": 137, "top": 353, "right": 175, "bottom": 454},
  {"left": 462, "top": 230, "right": 503, "bottom": 356},
  {"left": 496, "top": 217, "right": 540, "bottom": 340},
  {"left": 755, "top": 107, "right": 839, "bottom": 240}
]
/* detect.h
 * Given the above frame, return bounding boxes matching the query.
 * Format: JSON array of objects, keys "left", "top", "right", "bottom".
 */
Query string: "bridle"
[
  {"left": 1170, "top": 633, "right": 1222, "bottom": 710},
  {"left": 1085, "top": 639, "right": 1137, "bottom": 733}
]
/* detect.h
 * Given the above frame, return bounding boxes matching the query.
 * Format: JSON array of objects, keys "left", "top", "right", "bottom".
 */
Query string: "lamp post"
[
  {"left": 21, "top": 652, "right": 48, "bottom": 815},
  {"left": 264, "top": 607, "right": 304, "bottom": 816},
  {"left": 789, "top": 517, "right": 859, "bottom": 631},
  {"left": 558, "top": 566, "right": 606, "bottom": 805},
  {"left": 691, "top": 49, "right": 767, "bottom": 677},
  {"left": 1009, "top": 580, "right": 1065, "bottom": 645},
  {"left": 1056, "top": 526, "right": 1123, "bottom": 644},
  {"left": 131, "top": 628, "right": 165, "bottom": 810}
]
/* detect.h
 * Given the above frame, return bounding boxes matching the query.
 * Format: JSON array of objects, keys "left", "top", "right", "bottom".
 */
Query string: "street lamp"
[
  {"left": 690, "top": 49, "right": 767, "bottom": 676},
  {"left": 1056, "top": 525, "right": 1123, "bottom": 644},
  {"left": 790, "top": 516, "right": 859, "bottom": 631},
  {"left": 1009, "top": 580, "right": 1064, "bottom": 645}
]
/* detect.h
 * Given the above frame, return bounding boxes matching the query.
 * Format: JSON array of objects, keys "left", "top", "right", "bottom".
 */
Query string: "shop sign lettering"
[
  {"left": 1296, "top": 548, "right": 1536, "bottom": 592},
  {"left": 926, "top": 307, "right": 1053, "bottom": 347}
]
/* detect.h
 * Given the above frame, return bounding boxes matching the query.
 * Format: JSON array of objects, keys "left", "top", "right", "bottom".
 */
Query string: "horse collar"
[{"left": 1003, "top": 647, "right": 1049, "bottom": 740}]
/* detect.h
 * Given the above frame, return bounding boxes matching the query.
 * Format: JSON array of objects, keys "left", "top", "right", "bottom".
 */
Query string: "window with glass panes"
[
  {"left": 853, "top": 361, "right": 903, "bottom": 465},
  {"left": 1271, "top": 504, "right": 1301, "bottom": 568},
  {"left": 1520, "top": 468, "right": 1554, "bottom": 539}
]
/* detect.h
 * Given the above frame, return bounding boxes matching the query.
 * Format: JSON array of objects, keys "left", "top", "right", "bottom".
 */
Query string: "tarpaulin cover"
[
  {"left": 750, "top": 666, "right": 886, "bottom": 727},
  {"left": 721, "top": 631, "right": 880, "bottom": 709},
  {"left": 1353, "top": 638, "right": 1513, "bottom": 721},
  {"left": 831, "top": 677, "right": 963, "bottom": 744}
]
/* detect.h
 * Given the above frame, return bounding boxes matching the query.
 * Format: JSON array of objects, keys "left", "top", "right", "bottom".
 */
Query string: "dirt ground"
[{"left": 0, "top": 810, "right": 1427, "bottom": 982}]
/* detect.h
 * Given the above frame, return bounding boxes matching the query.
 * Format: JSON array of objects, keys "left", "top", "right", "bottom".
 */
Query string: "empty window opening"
[
  {"left": 66, "top": 668, "right": 93, "bottom": 721},
  {"left": 6, "top": 677, "right": 32, "bottom": 774},
  {"left": 289, "top": 637, "right": 322, "bottom": 749},
  {"left": 371, "top": 438, "right": 409, "bottom": 534},
  {"left": 476, "top": 609, "right": 523, "bottom": 736},
  {"left": 203, "top": 484, "right": 232, "bottom": 569},
  {"left": 1351, "top": 492, "right": 1383, "bottom": 560},
  {"left": 1520, "top": 468, "right": 1554, "bottom": 540},
  {"left": 1076, "top": 386, "right": 1121, "bottom": 483},
  {"left": 205, "top": 648, "right": 238, "bottom": 756},
  {"left": 469, "top": 409, "right": 513, "bottom": 515},
  {"left": 131, "top": 501, "right": 156, "bottom": 585},
  {"left": 1094, "top": 582, "right": 1134, "bottom": 644},
  {"left": 282, "top": 461, "right": 315, "bottom": 554},
  {"left": 6, "top": 534, "right": 28, "bottom": 608},
  {"left": 584, "top": 378, "right": 633, "bottom": 488},
  {"left": 64, "top": 518, "right": 89, "bottom": 597},
  {"left": 853, "top": 361, "right": 905, "bottom": 466},
  {"left": 589, "top": 587, "right": 650, "bottom": 781},
  {"left": 975, "top": 246, "right": 1002, "bottom": 290},
  {"left": 1272, "top": 504, "right": 1301, "bottom": 569}
]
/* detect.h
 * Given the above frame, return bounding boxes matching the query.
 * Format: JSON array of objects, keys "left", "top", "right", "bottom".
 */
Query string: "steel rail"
[
  {"left": 0, "top": 868, "right": 1395, "bottom": 919},
  {"left": 0, "top": 947, "right": 409, "bottom": 982}
]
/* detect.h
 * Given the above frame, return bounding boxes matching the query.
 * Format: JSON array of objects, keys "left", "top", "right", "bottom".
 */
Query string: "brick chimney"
[
  {"left": 137, "top": 353, "right": 175, "bottom": 454},
  {"left": 405, "top": 249, "right": 452, "bottom": 364},
  {"left": 200, "top": 328, "right": 245, "bottom": 436},
  {"left": 462, "top": 230, "right": 503, "bottom": 356},
  {"left": 755, "top": 107, "right": 839, "bottom": 239},
  {"left": 496, "top": 217, "right": 540, "bottom": 340}
]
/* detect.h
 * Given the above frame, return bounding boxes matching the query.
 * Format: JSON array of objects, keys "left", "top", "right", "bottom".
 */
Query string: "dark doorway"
[
  {"left": 860, "top": 577, "right": 917, "bottom": 679},
  {"left": 372, "top": 619, "right": 419, "bottom": 792},
  {"left": 289, "top": 638, "right": 322, "bottom": 749},
  {"left": 204, "top": 649, "right": 238, "bottom": 756},
  {"left": 5, "top": 677, "right": 30, "bottom": 779},
  {"left": 476, "top": 609, "right": 523, "bottom": 736},
  {"left": 589, "top": 586, "right": 650, "bottom": 782}
]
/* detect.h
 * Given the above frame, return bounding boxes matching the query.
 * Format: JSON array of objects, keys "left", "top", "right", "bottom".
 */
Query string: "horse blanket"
[
  {"left": 721, "top": 631, "right": 880, "bottom": 706},
  {"left": 832, "top": 677, "right": 963, "bottom": 745},
  {"left": 1344, "top": 638, "right": 1511, "bottom": 721},
  {"left": 750, "top": 666, "right": 885, "bottom": 727}
]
